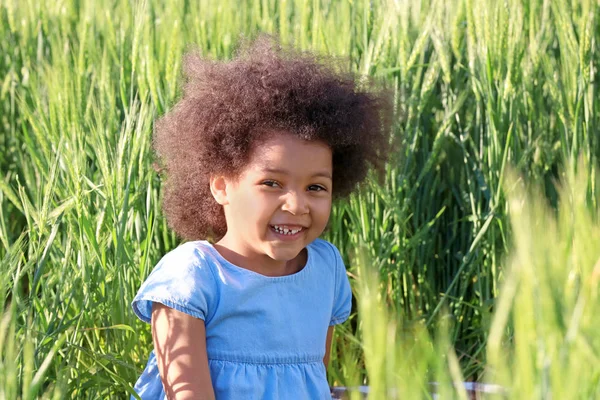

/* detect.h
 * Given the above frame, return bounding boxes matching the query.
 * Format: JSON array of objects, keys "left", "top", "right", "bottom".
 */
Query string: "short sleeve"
[
  {"left": 132, "top": 242, "right": 217, "bottom": 323},
  {"left": 329, "top": 245, "right": 352, "bottom": 326}
]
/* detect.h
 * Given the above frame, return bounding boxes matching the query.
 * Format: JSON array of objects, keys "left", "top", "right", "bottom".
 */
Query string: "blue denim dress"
[{"left": 131, "top": 239, "right": 352, "bottom": 399}]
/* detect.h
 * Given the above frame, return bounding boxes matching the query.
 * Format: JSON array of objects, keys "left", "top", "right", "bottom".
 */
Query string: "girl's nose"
[{"left": 281, "top": 191, "right": 309, "bottom": 215}]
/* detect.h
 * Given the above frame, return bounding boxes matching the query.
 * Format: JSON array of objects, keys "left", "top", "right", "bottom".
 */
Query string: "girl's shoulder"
[
  {"left": 148, "top": 240, "right": 221, "bottom": 283},
  {"left": 309, "top": 239, "right": 352, "bottom": 326},
  {"left": 159, "top": 240, "right": 215, "bottom": 264},
  {"left": 307, "top": 238, "right": 345, "bottom": 269},
  {"left": 132, "top": 241, "right": 219, "bottom": 323}
]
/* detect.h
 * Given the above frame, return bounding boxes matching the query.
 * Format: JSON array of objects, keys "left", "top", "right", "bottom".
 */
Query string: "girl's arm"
[
  {"left": 152, "top": 303, "right": 215, "bottom": 400},
  {"left": 323, "top": 326, "right": 334, "bottom": 367}
]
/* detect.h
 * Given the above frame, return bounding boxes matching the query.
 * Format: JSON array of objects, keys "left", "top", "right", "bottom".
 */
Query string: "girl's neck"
[{"left": 213, "top": 237, "right": 307, "bottom": 277}]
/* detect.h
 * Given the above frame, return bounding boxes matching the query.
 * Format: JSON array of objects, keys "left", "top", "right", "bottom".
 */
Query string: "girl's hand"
[{"left": 152, "top": 303, "right": 216, "bottom": 400}]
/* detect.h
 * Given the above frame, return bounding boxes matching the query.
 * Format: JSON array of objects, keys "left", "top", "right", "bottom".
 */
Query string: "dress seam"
[
  {"left": 329, "top": 311, "right": 350, "bottom": 326},
  {"left": 200, "top": 246, "right": 221, "bottom": 322},
  {"left": 134, "top": 296, "right": 206, "bottom": 323},
  {"left": 208, "top": 357, "right": 323, "bottom": 365}
]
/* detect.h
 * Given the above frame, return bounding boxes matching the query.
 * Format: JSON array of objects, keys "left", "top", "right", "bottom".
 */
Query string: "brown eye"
[
  {"left": 308, "top": 184, "right": 326, "bottom": 192},
  {"left": 262, "top": 180, "right": 281, "bottom": 188}
]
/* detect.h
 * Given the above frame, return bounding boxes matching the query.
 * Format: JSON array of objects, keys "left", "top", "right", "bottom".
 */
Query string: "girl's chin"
[{"left": 263, "top": 243, "right": 307, "bottom": 263}]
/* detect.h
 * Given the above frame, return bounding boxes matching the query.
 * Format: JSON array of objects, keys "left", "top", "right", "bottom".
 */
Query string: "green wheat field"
[{"left": 1, "top": 0, "right": 599, "bottom": 398}]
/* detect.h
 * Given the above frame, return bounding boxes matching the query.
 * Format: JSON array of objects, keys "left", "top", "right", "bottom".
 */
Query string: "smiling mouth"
[{"left": 270, "top": 225, "right": 305, "bottom": 236}]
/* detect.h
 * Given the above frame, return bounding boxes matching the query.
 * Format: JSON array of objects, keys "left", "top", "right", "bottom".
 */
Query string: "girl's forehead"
[
  {"left": 245, "top": 133, "right": 332, "bottom": 174},
  {"left": 254, "top": 132, "right": 330, "bottom": 156}
]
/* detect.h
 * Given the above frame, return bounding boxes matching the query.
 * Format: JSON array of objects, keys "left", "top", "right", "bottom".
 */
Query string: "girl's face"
[{"left": 211, "top": 132, "right": 333, "bottom": 276}]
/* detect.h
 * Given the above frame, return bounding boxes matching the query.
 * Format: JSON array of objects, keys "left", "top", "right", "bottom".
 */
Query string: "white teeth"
[{"left": 273, "top": 225, "right": 302, "bottom": 235}]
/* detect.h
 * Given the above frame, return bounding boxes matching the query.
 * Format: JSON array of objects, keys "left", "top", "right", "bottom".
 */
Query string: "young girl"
[{"left": 131, "top": 36, "right": 391, "bottom": 400}]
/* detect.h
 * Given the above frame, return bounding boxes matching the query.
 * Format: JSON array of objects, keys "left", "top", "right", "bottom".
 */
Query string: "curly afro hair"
[{"left": 154, "top": 35, "right": 393, "bottom": 241}]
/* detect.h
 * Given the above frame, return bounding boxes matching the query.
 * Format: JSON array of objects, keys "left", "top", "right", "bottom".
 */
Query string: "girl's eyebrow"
[{"left": 261, "top": 167, "right": 332, "bottom": 179}]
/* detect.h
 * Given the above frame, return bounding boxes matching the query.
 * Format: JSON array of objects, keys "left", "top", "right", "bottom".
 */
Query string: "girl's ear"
[{"left": 209, "top": 175, "right": 229, "bottom": 205}]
